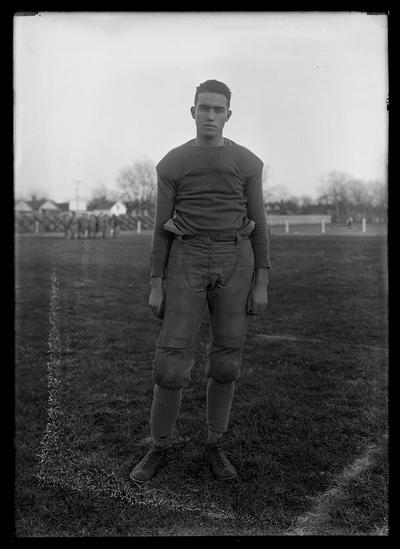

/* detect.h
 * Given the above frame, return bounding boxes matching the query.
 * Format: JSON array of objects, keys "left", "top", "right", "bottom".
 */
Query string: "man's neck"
[{"left": 194, "top": 135, "right": 225, "bottom": 147}]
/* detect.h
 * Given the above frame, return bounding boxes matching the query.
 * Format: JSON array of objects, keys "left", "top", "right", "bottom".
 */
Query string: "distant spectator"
[
  {"left": 84, "top": 214, "right": 90, "bottom": 238},
  {"left": 346, "top": 216, "right": 353, "bottom": 229},
  {"left": 63, "top": 213, "right": 71, "bottom": 238},
  {"left": 78, "top": 214, "right": 89, "bottom": 239},
  {"left": 70, "top": 212, "right": 79, "bottom": 239},
  {"left": 111, "top": 214, "right": 120, "bottom": 238},
  {"left": 77, "top": 215, "right": 83, "bottom": 238},
  {"left": 103, "top": 214, "right": 111, "bottom": 238},
  {"left": 97, "top": 213, "right": 105, "bottom": 238},
  {"left": 89, "top": 214, "right": 97, "bottom": 238}
]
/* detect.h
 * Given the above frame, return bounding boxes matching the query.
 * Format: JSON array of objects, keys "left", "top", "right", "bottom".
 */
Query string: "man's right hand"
[{"left": 148, "top": 277, "right": 165, "bottom": 319}]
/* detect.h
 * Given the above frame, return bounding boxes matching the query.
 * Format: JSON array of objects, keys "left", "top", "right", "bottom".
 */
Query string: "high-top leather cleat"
[
  {"left": 205, "top": 444, "right": 238, "bottom": 481},
  {"left": 130, "top": 446, "right": 170, "bottom": 484}
]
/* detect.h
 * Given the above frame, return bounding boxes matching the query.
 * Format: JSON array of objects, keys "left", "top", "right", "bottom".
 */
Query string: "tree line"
[
  {"left": 21, "top": 160, "right": 387, "bottom": 224},
  {"left": 108, "top": 161, "right": 387, "bottom": 223}
]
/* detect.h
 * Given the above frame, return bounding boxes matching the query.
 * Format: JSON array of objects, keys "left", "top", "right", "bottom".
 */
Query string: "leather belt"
[{"left": 178, "top": 234, "right": 249, "bottom": 242}]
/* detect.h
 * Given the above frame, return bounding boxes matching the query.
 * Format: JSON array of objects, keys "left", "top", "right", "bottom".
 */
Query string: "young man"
[
  {"left": 88, "top": 214, "right": 98, "bottom": 239},
  {"left": 97, "top": 212, "right": 105, "bottom": 238},
  {"left": 130, "top": 79, "right": 270, "bottom": 483},
  {"left": 63, "top": 212, "right": 72, "bottom": 239},
  {"left": 70, "top": 211, "right": 78, "bottom": 239},
  {"left": 111, "top": 214, "right": 120, "bottom": 238},
  {"left": 103, "top": 214, "right": 111, "bottom": 238}
]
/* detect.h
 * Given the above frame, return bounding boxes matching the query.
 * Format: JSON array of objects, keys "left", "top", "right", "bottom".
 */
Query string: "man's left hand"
[{"left": 247, "top": 284, "right": 269, "bottom": 315}]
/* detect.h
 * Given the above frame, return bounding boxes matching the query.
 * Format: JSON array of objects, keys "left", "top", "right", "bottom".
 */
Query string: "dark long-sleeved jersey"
[{"left": 150, "top": 138, "right": 270, "bottom": 278}]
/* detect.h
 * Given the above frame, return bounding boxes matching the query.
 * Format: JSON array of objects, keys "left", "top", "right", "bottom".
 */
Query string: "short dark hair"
[{"left": 194, "top": 79, "right": 231, "bottom": 108}]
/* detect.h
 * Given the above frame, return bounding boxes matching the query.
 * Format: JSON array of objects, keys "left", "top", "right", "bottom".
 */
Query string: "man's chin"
[
  {"left": 200, "top": 130, "right": 221, "bottom": 139},
  {"left": 202, "top": 126, "right": 217, "bottom": 133}
]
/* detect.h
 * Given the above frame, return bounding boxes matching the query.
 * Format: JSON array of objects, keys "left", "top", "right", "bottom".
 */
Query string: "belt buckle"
[{"left": 213, "top": 234, "right": 234, "bottom": 241}]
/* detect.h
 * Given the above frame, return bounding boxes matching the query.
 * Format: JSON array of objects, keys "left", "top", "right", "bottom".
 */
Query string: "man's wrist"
[
  {"left": 150, "top": 276, "right": 164, "bottom": 287},
  {"left": 254, "top": 267, "right": 269, "bottom": 287}
]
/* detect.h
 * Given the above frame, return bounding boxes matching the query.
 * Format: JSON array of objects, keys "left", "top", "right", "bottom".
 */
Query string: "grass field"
[{"left": 14, "top": 229, "right": 388, "bottom": 537}]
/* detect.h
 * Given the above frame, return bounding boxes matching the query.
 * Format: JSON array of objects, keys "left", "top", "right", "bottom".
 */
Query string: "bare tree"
[
  {"left": 317, "top": 171, "right": 353, "bottom": 221},
  {"left": 87, "top": 182, "right": 115, "bottom": 210},
  {"left": 116, "top": 159, "right": 156, "bottom": 204},
  {"left": 368, "top": 180, "right": 387, "bottom": 209},
  {"left": 347, "top": 178, "right": 371, "bottom": 213},
  {"left": 298, "top": 194, "right": 314, "bottom": 207},
  {"left": 368, "top": 180, "right": 387, "bottom": 222},
  {"left": 318, "top": 171, "right": 388, "bottom": 222},
  {"left": 90, "top": 182, "right": 111, "bottom": 200},
  {"left": 264, "top": 183, "right": 290, "bottom": 204}
]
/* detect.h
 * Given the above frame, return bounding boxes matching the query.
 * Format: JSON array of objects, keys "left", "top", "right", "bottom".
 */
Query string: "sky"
[{"left": 14, "top": 11, "right": 388, "bottom": 203}]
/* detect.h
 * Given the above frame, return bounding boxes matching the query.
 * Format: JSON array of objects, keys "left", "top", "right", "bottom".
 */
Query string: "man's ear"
[
  {"left": 190, "top": 106, "right": 196, "bottom": 119},
  {"left": 226, "top": 109, "right": 232, "bottom": 122}
]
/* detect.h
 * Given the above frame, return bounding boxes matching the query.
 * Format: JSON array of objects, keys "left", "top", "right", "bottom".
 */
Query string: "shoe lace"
[{"left": 211, "top": 446, "right": 229, "bottom": 468}]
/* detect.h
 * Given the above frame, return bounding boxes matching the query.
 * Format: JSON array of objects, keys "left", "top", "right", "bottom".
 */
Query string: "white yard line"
[
  {"left": 248, "top": 331, "right": 386, "bottom": 352},
  {"left": 81, "top": 238, "right": 90, "bottom": 278},
  {"left": 41, "top": 465, "right": 234, "bottom": 520},
  {"left": 37, "top": 263, "right": 64, "bottom": 482},
  {"left": 289, "top": 442, "right": 386, "bottom": 536},
  {"left": 37, "top": 260, "right": 234, "bottom": 522},
  {"left": 35, "top": 260, "right": 387, "bottom": 531}
]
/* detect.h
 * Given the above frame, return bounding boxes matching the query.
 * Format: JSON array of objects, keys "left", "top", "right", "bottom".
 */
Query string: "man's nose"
[{"left": 206, "top": 109, "right": 215, "bottom": 120}]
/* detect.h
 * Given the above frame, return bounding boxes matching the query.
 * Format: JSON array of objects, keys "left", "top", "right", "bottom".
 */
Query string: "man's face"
[{"left": 191, "top": 92, "right": 231, "bottom": 139}]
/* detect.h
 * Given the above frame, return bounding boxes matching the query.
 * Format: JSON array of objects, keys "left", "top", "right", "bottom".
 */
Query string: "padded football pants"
[{"left": 153, "top": 235, "right": 255, "bottom": 389}]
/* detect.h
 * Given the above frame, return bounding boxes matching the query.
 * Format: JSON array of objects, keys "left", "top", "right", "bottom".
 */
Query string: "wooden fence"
[
  {"left": 15, "top": 212, "right": 334, "bottom": 234},
  {"left": 266, "top": 215, "right": 332, "bottom": 225}
]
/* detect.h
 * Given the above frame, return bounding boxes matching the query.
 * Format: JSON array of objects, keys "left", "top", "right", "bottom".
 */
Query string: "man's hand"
[
  {"left": 247, "top": 268, "right": 269, "bottom": 315},
  {"left": 247, "top": 284, "right": 269, "bottom": 315},
  {"left": 148, "top": 277, "right": 165, "bottom": 319}
]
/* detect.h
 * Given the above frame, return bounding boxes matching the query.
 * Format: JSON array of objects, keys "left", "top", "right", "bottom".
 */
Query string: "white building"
[
  {"left": 110, "top": 201, "right": 127, "bottom": 216},
  {"left": 38, "top": 200, "right": 60, "bottom": 212},
  {"left": 69, "top": 200, "right": 87, "bottom": 212},
  {"left": 15, "top": 200, "right": 33, "bottom": 213}
]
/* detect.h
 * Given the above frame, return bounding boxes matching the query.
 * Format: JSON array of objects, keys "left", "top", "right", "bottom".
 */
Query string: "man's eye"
[{"left": 198, "top": 106, "right": 225, "bottom": 113}]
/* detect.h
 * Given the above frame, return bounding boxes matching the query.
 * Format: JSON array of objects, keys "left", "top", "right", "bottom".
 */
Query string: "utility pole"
[{"left": 75, "top": 180, "right": 80, "bottom": 211}]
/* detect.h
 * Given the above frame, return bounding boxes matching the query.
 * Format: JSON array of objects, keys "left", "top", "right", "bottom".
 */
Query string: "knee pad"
[
  {"left": 153, "top": 346, "right": 194, "bottom": 389},
  {"left": 206, "top": 344, "right": 242, "bottom": 382}
]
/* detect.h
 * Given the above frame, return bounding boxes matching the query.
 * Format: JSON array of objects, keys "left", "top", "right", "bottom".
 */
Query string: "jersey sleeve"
[
  {"left": 150, "top": 166, "right": 177, "bottom": 278},
  {"left": 244, "top": 165, "right": 271, "bottom": 270}
]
